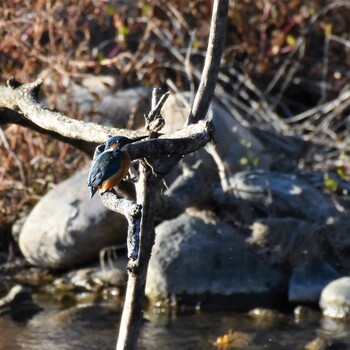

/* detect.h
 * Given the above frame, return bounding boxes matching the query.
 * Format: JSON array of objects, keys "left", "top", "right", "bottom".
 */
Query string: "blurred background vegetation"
[{"left": 1, "top": 0, "right": 350, "bottom": 227}]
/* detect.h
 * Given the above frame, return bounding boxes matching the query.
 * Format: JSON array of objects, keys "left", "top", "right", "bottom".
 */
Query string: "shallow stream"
[{"left": 0, "top": 293, "right": 349, "bottom": 350}]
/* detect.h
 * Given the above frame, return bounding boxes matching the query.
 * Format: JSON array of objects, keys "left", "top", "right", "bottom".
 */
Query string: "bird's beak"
[
  {"left": 118, "top": 135, "right": 148, "bottom": 152},
  {"left": 128, "top": 135, "right": 148, "bottom": 144}
]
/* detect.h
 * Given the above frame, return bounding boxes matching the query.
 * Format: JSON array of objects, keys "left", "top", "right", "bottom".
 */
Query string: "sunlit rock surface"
[
  {"left": 230, "top": 171, "right": 338, "bottom": 222},
  {"left": 320, "top": 277, "right": 350, "bottom": 319}
]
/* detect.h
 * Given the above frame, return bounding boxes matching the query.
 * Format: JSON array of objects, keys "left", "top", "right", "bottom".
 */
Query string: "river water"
[{"left": 0, "top": 292, "right": 349, "bottom": 350}]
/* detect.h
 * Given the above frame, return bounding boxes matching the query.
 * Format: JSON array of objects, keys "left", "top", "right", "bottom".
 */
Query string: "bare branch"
[
  {"left": 144, "top": 88, "right": 168, "bottom": 135},
  {"left": 0, "top": 79, "right": 144, "bottom": 145},
  {"left": 128, "top": 120, "right": 214, "bottom": 160},
  {"left": 187, "top": 0, "right": 228, "bottom": 125},
  {"left": 100, "top": 192, "right": 142, "bottom": 261},
  {"left": 147, "top": 89, "right": 169, "bottom": 124},
  {"left": 115, "top": 88, "right": 164, "bottom": 350},
  {"left": 0, "top": 80, "right": 213, "bottom": 157}
]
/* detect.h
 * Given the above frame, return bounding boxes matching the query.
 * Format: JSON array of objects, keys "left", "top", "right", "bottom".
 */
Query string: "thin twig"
[{"left": 0, "top": 128, "right": 26, "bottom": 184}]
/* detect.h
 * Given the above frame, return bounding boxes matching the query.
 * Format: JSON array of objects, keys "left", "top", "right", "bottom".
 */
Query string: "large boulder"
[
  {"left": 146, "top": 212, "right": 287, "bottom": 310},
  {"left": 19, "top": 168, "right": 127, "bottom": 269}
]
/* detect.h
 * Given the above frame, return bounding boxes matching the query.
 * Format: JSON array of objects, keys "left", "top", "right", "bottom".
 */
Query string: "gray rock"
[
  {"left": 250, "top": 127, "right": 306, "bottom": 172},
  {"left": 161, "top": 94, "right": 272, "bottom": 174},
  {"left": 231, "top": 170, "right": 338, "bottom": 222},
  {"left": 156, "top": 161, "right": 219, "bottom": 220},
  {"left": 146, "top": 212, "right": 287, "bottom": 310},
  {"left": 50, "top": 259, "right": 128, "bottom": 294},
  {"left": 19, "top": 169, "right": 127, "bottom": 269},
  {"left": 320, "top": 277, "right": 350, "bottom": 318},
  {"left": 248, "top": 218, "right": 330, "bottom": 268},
  {"left": 248, "top": 219, "right": 342, "bottom": 304},
  {"left": 155, "top": 93, "right": 272, "bottom": 221},
  {"left": 97, "top": 87, "right": 151, "bottom": 128},
  {"left": 288, "top": 257, "right": 340, "bottom": 303},
  {"left": 0, "top": 284, "right": 42, "bottom": 322},
  {"left": 325, "top": 214, "right": 350, "bottom": 274},
  {"left": 56, "top": 76, "right": 151, "bottom": 128},
  {"left": 57, "top": 75, "right": 116, "bottom": 116}
]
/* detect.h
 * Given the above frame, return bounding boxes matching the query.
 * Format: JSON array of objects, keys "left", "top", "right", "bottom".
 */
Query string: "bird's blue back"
[{"left": 87, "top": 150, "right": 123, "bottom": 187}]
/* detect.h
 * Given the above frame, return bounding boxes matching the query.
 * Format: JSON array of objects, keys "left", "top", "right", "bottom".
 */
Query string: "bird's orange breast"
[{"left": 100, "top": 151, "right": 131, "bottom": 192}]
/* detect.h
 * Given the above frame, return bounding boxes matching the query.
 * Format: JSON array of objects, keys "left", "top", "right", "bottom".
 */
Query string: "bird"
[{"left": 87, "top": 135, "right": 147, "bottom": 198}]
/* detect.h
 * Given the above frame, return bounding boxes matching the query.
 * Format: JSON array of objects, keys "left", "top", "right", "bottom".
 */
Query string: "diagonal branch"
[
  {"left": 0, "top": 78, "right": 141, "bottom": 144},
  {"left": 187, "top": 0, "right": 228, "bottom": 125},
  {"left": 0, "top": 78, "right": 214, "bottom": 157}
]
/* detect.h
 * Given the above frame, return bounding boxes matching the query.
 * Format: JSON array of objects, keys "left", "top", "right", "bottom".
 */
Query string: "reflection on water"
[
  {"left": 2, "top": 296, "right": 119, "bottom": 350},
  {"left": 0, "top": 293, "right": 349, "bottom": 350}
]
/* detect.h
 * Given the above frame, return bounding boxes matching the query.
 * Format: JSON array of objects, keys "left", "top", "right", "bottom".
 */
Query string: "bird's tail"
[{"left": 89, "top": 186, "right": 97, "bottom": 199}]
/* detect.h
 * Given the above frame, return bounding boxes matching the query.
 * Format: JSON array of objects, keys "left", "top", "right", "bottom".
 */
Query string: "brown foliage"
[{"left": 2, "top": 1, "right": 350, "bottom": 224}]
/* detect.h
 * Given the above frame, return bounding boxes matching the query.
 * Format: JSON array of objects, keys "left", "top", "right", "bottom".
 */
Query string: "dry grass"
[
  {"left": 1, "top": 0, "right": 350, "bottom": 225},
  {"left": 0, "top": 125, "right": 87, "bottom": 224}
]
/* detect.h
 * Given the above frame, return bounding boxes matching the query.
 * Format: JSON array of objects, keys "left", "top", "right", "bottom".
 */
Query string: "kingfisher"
[{"left": 87, "top": 135, "right": 147, "bottom": 198}]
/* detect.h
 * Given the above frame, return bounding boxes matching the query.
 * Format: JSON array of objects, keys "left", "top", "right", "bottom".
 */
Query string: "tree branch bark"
[
  {"left": 0, "top": 78, "right": 214, "bottom": 157},
  {"left": 0, "top": 78, "right": 142, "bottom": 145},
  {"left": 116, "top": 167, "right": 159, "bottom": 350},
  {"left": 187, "top": 0, "right": 228, "bottom": 125},
  {"left": 114, "top": 85, "right": 168, "bottom": 350},
  {"left": 99, "top": 192, "right": 142, "bottom": 261}
]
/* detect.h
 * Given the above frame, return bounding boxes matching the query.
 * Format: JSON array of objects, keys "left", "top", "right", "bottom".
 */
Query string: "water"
[{"left": 0, "top": 293, "right": 349, "bottom": 350}]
